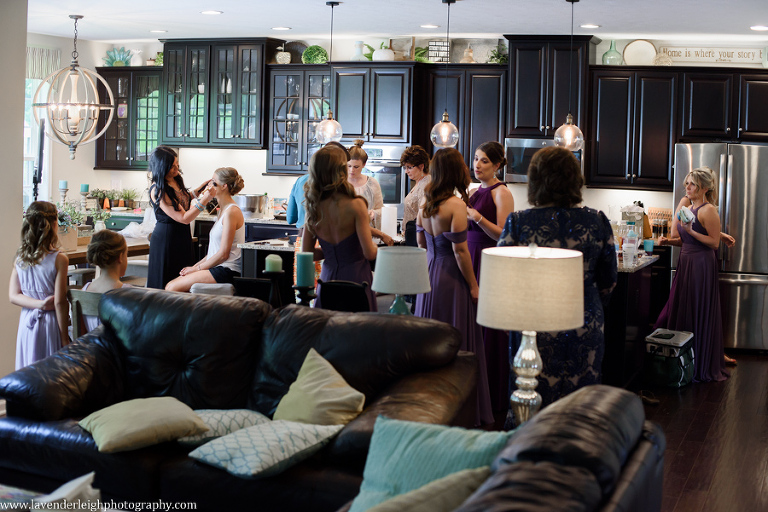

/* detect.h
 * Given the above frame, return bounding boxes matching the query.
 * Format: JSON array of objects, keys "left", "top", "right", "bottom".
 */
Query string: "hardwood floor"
[{"left": 631, "top": 353, "right": 768, "bottom": 512}]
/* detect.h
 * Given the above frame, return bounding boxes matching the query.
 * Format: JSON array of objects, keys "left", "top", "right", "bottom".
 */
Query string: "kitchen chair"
[
  {"left": 67, "top": 288, "right": 102, "bottom": 339},
  {"left": 316, "top": 279, "right": 371, "bottom": 313},
  {"left": 189, "top": 283, "right": 235, "bottom": 296},
  {"left": 232, "top": 277, "right": 273, "bottom": 303}
]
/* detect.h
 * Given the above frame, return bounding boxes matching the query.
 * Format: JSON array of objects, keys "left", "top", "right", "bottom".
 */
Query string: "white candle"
[{"left": 265, "top": 254, "right": 282, "bottom": 272}]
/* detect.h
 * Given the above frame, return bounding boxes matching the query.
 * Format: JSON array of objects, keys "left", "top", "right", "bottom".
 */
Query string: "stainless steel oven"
[
  {"left": 361, "top": 144, "right": 410, "bottom": 219},
  {"left": 503, "top": 138, "right": 584, "bottom": 183}
]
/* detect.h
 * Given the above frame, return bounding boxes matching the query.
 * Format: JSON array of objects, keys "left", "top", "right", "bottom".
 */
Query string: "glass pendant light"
[
  {"left": 32, "top": 15, "right": 115, "bottom": 160},
  {"left": 430, "top": 0, "right": 459, "bottom": 148},
  {"left": 553, "top": 0, "right": 584, "bottom": 152},
  {"left": 315, "top": 1, "right": 343, "bottom": 144}
]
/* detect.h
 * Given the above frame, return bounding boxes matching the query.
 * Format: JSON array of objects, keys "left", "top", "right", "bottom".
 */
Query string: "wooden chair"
[
  {"left": 316, "top": 279, "right": 372, "bottom": 312},
  {"left": 67, "top": 288, "right": 103, "bottom": 339}
]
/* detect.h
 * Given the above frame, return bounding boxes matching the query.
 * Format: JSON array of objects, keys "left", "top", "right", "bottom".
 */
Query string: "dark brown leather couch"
[{"left": 0, "top": 288, "right": 477, "bottom": 512}]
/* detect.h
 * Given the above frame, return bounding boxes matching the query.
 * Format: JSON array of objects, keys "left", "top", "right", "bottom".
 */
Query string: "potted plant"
[
  {"left": 120, "top": 188, "right": 139, "bottom": 209},
  {"left": 55, "top": 201, "right": 83, "bottom": 251},
  {"left": 91, "top": 209, "right": 111, "bottom": 232},
  {"left": 372, "top": 42, "right": 395, "bottom": 61},
  {"left": 487, "top": 45, "right": 509, "bottom": 65},
  {"left": 106, "top": 189, "right": 120, "bottom": 208},
  {"left": 90, "top": 189, "right": 107, "bottom": 210}
]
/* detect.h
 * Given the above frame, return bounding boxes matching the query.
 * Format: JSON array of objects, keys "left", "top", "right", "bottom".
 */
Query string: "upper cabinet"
[
  {"left": 95, "top": 67, "right": 162, "bottom": 170},
  {"left": 332, "top": 63, "right": 413, "bottom": 143},
  {"left": 505, "top": 35, "right": 599, "bottom": 137},
  {"left": 160, "top": 38, "right": 282, "bottom": 148},
  {"left": 682, "top": 71, "right": 768, "bottom": 141}
]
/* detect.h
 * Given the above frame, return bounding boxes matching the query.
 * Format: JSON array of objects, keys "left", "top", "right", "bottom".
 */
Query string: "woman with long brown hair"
[{"left": 415, "top": 147, "right": 493, "bottom": 427}]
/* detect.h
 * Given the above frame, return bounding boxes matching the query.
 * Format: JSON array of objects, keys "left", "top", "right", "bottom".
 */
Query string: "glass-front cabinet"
[
  {"left": 95, "top": 67, "right": 162, "bottom": 169},
  {"left": 268, "top": 65, "right": 330, "bottom": 172},
  {"left": 161, "top": 43, "right": 210, "bottom": 145}
]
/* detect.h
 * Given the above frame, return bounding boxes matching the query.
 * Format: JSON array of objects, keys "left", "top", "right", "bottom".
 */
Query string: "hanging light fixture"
[
  {"left": 32, "top": 15, "right": 115, "bottom": 160},
  {"left": 315, "top": 1, "right": 343, "bottom": 144},
  {"left": 430, "top": 0, "right": 459, "bottom": 148},
  {"left": 553, "top": 0, "right": 585, "bottom": 152}
]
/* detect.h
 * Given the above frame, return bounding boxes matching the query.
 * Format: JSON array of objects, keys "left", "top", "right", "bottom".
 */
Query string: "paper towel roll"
[{"left": 381, "top": 206, "right": 398, "bottom": 238}]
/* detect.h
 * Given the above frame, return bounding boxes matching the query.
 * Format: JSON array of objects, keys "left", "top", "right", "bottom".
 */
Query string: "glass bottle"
[
  {"left": 602, "top": 40, "right": 623, "bottom": 65},
  {"left": 350, "top": 41, "right": 368, "bottom": 62}
]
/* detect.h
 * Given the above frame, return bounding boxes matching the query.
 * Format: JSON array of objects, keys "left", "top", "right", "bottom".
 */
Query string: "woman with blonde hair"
[
  {"left": 656, "top": 166, "right": 730, "bottom": 381},
  {"left": 166, "top": 167, "right": 245, "bottom": 292},
  {"left": 302, "top": 145, "right": 378, "bottom": 310}
]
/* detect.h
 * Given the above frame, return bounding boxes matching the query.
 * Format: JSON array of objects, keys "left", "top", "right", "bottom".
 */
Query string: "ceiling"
[{"left": 26, "top": 0, "right": 768, "bottom": 44}]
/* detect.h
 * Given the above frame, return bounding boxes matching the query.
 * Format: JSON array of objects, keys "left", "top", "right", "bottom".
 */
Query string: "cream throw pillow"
[
  {"left": 79, "top": 397, "right": 208, "bottom": 453},
  {"left": 273, "top": 348, "right": 365, "bottom": 425}
]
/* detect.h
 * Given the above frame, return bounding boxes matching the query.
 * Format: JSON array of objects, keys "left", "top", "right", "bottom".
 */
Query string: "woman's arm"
[
  {"left": 154, "top": 184, "right": 216, "bottom": 225},
  {"left": 449, "top": 199, "right": 479, "bottom": 301},
  {"left": 9, "top": 267, "right": 52, "bottom": 310},
  {"left": 54, "top": 252, "right": 71, "bottom": 346},
  {"left": 354, "top": 199, "right": 378, "bottom": 261},
  {"left": 370, "top": 227, "right": 394, "bottom": 246},
  {"left": 684, "top": 204, "right": 721, "bottom": 250},
  {"left": 368, "top": 178, "right": 384, "bottom": 229},
  {"left": 301, "top": 230, "right": 324, "bottom": 261},
  {"left": 595, "top": 212, "right": 618, "bottom": 304},
  {"left": 416, "top": 211, "right": 426, "bottom": 249}
]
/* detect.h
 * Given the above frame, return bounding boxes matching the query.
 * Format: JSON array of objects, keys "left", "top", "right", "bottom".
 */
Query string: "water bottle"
[
  {"left": 624, "top": 224, "right": 638, "bottom": 266},
  {"left": 627, "top": 222, "right": 639, "bottom": 249}
]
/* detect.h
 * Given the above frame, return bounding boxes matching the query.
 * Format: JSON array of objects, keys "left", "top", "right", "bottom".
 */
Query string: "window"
[{"left": 23, "top": 79, "right": 51, "bottom": 209}]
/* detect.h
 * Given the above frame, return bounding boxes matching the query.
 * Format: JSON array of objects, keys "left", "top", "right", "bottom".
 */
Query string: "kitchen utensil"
[{"left": 233, "top": 194, "right": 268, "bottom": 215}]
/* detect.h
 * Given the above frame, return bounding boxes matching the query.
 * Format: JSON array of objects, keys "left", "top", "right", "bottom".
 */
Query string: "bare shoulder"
[
  {"left": 55, "top": 251, "right": 69, "bottom": 267},
  {"left": 493, "top": 183, "right": 513, "bottom": 198}
]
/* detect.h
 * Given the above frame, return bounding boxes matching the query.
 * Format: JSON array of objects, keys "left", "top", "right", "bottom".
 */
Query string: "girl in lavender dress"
[
  {"left": 9, "top": 201, "right": 70, "bottom": 369},
  {"left": 302, "top": 145, "right": 378, "bottom": 311},
  {"left": 415, "top": 148, "right": 494, "bottom": 427},
  {"left": 466, "top": 141, "right": 515, "bottom": 414},
  {"left": 656, "top": 167, "right": 730, "bottom": 382}
]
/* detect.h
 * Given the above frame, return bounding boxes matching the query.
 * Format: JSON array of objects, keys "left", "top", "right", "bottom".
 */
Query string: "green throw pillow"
[
  {"left": 348, "top": 416, "right": 514, "bottom": 512},
  {"left": 79, "top": 397, "right": 208, "bottom": 453}
]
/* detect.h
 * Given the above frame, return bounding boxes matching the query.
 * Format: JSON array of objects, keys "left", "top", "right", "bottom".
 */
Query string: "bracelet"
[
  {"left": 476, "top": 215, "right": 483, "bottom": 224},
  {"left": 193, "top": 199, "right": 204, "bottom": 212}
]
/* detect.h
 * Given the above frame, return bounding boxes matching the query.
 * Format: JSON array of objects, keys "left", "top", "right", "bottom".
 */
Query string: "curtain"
[{"left": 26, "top": 47, "right": 61, "bottom": 80}]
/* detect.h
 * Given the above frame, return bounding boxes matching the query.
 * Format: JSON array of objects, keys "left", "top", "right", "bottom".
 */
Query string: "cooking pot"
[{"left": 233, "top": 194, "right": 268, "bottom": 214}]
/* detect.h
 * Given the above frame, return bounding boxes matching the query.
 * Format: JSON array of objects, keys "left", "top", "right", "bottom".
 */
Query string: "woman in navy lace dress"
[{"left": 498, "top": 147, "right": 617, "bottom": 407}]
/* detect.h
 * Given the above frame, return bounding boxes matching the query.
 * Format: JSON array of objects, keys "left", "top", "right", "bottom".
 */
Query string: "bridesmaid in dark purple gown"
[
  {"left": 301, "top": 145, "right": 378, "bottom": 311},
  {"left": 415, "top": 148, "right": 494, "bottom": 427},
  {"left": 466, "top": 141, "right": 515, "bottom": 414},
  {"left": 655, "top": 167, "right": 729, "bottom": 382}
]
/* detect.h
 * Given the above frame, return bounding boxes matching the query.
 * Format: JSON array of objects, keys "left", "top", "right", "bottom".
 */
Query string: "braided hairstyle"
[
  {"left": 17, "top": 201, "right": 59, "bottom": 268},
  {"left": 86, "top": 230, "right": 127, "bottom": 269}
]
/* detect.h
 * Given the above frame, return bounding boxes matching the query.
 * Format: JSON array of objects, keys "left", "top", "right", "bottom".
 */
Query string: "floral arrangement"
[{"left": 56, "top": 201, "right": 84, "bottom": 232}]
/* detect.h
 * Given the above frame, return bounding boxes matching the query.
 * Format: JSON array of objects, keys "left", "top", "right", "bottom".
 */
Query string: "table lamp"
[
  {"left": 476, "top": 244, "right": 584, "bottom": 426},
  {"left": 371, "top": 247, "right": 431, "bottom": 314}
]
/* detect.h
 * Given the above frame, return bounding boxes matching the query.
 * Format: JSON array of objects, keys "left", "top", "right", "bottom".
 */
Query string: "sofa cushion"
[
  {"left": 178, "top": 409, "right": 271, "bottom": 446},
  {"left": 349, "top": 416, "right": 514, "bottom": 512},
  {"left": 99, "top": 288, "right": 272, "bottom": 410},
  {"left": 189, "top": 420, "right": 344, "bottom": 478},
  {"left": 79, "top": 397, "right": 208, "bottom": 453},
  {"left": 493, "top": 385, "right": 645, "bottom": 498},
  {"left": 250, "top": 305, "right": 461, "bottom": 416},
  {"left": 273, "top": 348, "right": 365, "bottom": 425}
]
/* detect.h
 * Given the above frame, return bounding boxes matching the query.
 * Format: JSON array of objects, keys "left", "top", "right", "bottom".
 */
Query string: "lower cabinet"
[
  {"left": 193, "top": 219, "right": 214, "bottom": 261},
  {"left": 245, "top": 223, "right": 298, "bottom": 241},
  {"left": 242, "top": 248, "right": 295, "bottom": 306},
  {"left": 105, "top": 214, "right": 143, "bottom": 231}
]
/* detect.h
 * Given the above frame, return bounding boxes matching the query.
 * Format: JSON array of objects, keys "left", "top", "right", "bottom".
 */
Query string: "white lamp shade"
[
  {"left": 476, "top": 246, "right": 584, "bottom": 332},
  {"left": 371, "top": 247, "right": 431, "bottom": 295}
]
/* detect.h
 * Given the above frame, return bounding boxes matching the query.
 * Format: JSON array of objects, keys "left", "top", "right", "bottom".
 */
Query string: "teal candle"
[
  {"left": 58, "top": 180, "right": 68, "bottom": 189},
  {"left": 80, "top": 184, "right": 89, "bottom": 192},
  {"left": 265, "top": 254, "right": 282, "bottom": 272},
  {"left": 296, "top": 252, "right": 315, "bottom": 287}
]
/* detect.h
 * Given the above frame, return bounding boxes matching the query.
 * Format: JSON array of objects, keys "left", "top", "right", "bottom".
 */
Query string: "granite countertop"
[
  {"left": 618, "top": 254, "right": 658, "bottom": 273},
  {"left": 105, "top": 210, "right": 292, "bottom": 226},
  {"left": 239, "top": 239, "right": 295, "bottom": 252}
]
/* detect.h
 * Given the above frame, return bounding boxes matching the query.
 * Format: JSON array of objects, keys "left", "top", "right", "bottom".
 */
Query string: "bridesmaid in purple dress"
[
  {"left": 415, "top": 148, "right": 494, "bottom": 427},
  {"left": 656, "top": 167, "right": 729, "bottom": 382},
  {"left": 466, "top": 141, "right": 515, "bottom": 414},
  {"left": 302, "top": 145, "right": 378, "bottom": 311}
]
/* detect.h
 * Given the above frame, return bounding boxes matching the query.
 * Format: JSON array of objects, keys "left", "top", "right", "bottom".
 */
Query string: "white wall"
[{"left": 1, "top": 0, "right": 28, "bottom": 378}]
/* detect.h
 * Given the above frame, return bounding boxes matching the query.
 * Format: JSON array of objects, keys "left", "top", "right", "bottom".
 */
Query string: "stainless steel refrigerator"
[{"left": 673, "top": 143, "right": 768, "bottom": 350}]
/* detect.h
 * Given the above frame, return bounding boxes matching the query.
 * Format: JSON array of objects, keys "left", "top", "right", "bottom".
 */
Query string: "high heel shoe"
[{"left": 724, "top": 354, "right": 737, "bottom": 366}]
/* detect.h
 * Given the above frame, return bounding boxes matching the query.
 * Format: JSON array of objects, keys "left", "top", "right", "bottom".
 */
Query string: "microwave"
[
  {"left": 503, "top": 138, "right": 583, "bottom": 183},
  {"left": 361, "top": 144, "right": 410, "bottom": 219}
]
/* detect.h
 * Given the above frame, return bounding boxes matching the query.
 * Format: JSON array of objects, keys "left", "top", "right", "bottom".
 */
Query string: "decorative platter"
[
  {"left": 623, "top": 40, "right": 657, "bottom": 66},
  {"left": 110, "top": 207, "right": 129, "bottom": 211},
  {"left": 284, "top": 41, "right": 309, "bottom": 64}
]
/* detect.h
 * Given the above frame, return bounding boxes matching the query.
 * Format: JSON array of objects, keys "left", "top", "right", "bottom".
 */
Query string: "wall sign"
[{"left": 657, "top": 46, "right": 765, "bottom": 64}]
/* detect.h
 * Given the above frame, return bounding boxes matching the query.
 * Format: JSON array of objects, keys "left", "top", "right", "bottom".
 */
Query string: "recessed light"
[
  {"left": 272, "top": 27, "right": 292, "bottom": 31},
  {"left": 750, "top": 25, "right": 768, "bottom": 31},
  {"left": 150, "top": 30, "right": 168, "bottom": 33},
  {"left": 421, "top": 24, "right": 440, "bottom": 29},
  {"left": 580, "top": 24, "right": 601, "bottom": 29},
  {"left": 200, "top": 10, "right": 223, "bottom": 15}
]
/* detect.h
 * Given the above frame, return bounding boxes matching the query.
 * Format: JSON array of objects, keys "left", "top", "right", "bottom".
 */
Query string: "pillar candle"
[
  {"left": 265, "top": 254, "right": 282, "bottom": 272},
  {"left": 80, "top": 184, "right": 89, "bottom": 192},
  {"left": 296, "top": 252, "right": 315, "bottom": 287},
  {"left": 59, "top": 180, "right": 68, "bottom": 189}
]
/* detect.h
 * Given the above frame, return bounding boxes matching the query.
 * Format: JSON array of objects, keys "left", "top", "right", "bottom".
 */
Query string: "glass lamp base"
[
  {"left": 509, "top": 330, "right": 543, "bottom": 426},
  {"left": 388, "top": 294, "right": 412, "bottom": 315}
]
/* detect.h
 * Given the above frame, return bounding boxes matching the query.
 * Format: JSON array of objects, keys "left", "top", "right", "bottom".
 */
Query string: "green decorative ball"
[{"left": 301, "top": 45, "right": 329, "bottom": 64}]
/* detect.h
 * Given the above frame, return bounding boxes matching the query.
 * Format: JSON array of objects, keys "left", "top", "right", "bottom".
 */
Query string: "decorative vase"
[
  {"left": 372, "top": 48, "right": 395, "bottom": 61},
  {"left": 94, "top": 221, "right": 106, "bottom": 233},
  {"left": 602, "top": 40, "right": 623, "bottom": 65},
  {"left": 350, "top": 41, "right": 368, "bottom": 61},
  {"left": 275, "top": 46, "right": 291, "bottom": 64},
  {"left": 460, "top": 47, "right": 476, "bottom": 63}
]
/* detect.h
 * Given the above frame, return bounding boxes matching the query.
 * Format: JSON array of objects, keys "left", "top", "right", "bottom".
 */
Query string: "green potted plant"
[
  {"left": 91, "top": 209, "right": 111, "bottom": 232},
  {"left": 487, "top": 45, "right": 509, "bottom": 65},
  {"left": 106, "top": 189, "right": 120, "bottom": 208},
  {"left": 90, "top": 189, "right": 107, "bottom": 210},
  {"left": 120, "top": 188, "right": 139, "bottom": 209},
  {"left": 414, "top": 46, "right": 431, "bottom": 63}
]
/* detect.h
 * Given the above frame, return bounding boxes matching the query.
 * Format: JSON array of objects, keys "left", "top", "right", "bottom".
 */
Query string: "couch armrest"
[
  {"left": 325, "top": 351, "right": 477, "bottom": 472},
  {"left": 0, "top": 328, "right": 125, "bottom": 421}
]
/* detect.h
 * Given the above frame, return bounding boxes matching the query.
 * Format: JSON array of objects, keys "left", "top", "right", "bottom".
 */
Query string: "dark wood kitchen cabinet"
[
  {"left": 681, "top": 71, "right": 768, "bottom": 141},
  {"left": 332, "top": 63, "right": 413, "bottom": 143},
  {"left": 427, "top": 65, "right": 506, "bottom": 168},
  {"left": 505, "top": 35, "right": 598, "bottom": 137},
  {"left": 95, "top": 67, "right": 161, "bottom": 170},
  {"left": 588, "top": 68, "right": 678, "bottom": 191},
  {"left": 161, "top": 42, "right": 211, "bottom": 145}
]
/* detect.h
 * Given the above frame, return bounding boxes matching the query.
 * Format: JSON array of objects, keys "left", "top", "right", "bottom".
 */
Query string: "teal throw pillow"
[
  {"left": 178, "top": 409, "right": 271, "bottom": 445},
  {"left": 348, "top": 416, "right": 514, "bottom": 512}
]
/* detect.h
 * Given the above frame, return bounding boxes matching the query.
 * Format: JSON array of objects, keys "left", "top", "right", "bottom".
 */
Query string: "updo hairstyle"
[
  {"left": 214, "top": 167, "right": 245, "bottom": 196},
  {"left": 87, "top": 230, "right": 127, "bottom": 269},
  {"left": 348, "top": 139, "right": 368, "bottom": 165},
  {"left": 476, "top": 141, "right": 507, "bottom": 178}
]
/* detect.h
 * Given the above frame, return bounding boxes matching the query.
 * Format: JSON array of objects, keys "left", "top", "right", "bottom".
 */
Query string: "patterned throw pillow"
[
  {"left": 178, "top": 409, "right": 271, "bottom": 445},
  {"left": 189, "top": 420, "right": 344, "bottom": 478}
]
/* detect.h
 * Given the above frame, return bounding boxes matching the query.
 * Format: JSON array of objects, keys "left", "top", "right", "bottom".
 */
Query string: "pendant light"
[
  {"left": 553, "top": 0, "right": 585, "bottom": 152},
  {"left": 430, "top": 0, "right": 459, "bottom": 148},
  {"left": 316, "top": 1, "right": 343, "bottom": 144},
  {"left": 32, "top": 15, "right": 115, "bottom": 160}
]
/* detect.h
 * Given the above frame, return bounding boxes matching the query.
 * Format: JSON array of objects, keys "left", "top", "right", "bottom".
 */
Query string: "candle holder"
[
  {"left": 59, "top": 188, "right": 69, "bottom": 204},
  {"left": 262, "top": 270, "right": 284, "bottom": 308},
  {"left": 80, "top": 190, "right": 88, "bottom": 213},
  {"left": 292, "top": 285, "right": 317, "bottom": 307}
]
